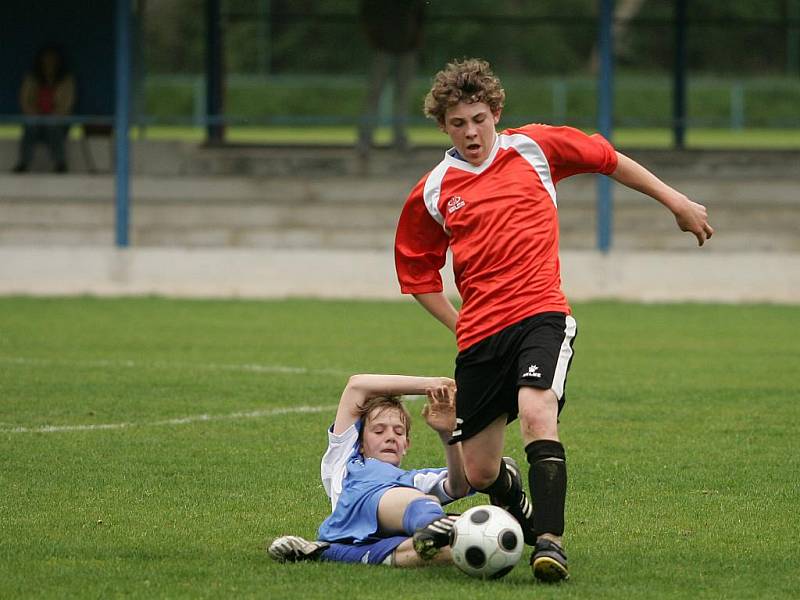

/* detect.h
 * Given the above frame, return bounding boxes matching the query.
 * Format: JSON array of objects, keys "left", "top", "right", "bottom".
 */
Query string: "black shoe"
[
  {"left": 531, "top": 537, "right": 569, "bottom": 582},
  {"left": 267, "top": 536, "right": 330, "bottom": 563},
  {"left": 54, "top": 162, "right": 67, "bottom": 173},
  {"left": 490, "top": 457, "right": 537, "bottom": 545},
  {"left": 412, "top": 515, "right": 457, "bottom": 560},
  {"left": 12, "top": 163, "right": 28, "bottom": 173}
]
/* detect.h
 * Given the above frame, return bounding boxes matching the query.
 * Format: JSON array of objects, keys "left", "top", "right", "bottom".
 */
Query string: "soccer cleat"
[
  {"left": 490, "top": 457, "right": 537, "bottom": 545},
  {"left": 412, "top": 515, "right": 457, "bottom": 560},
  {"left": 267, "top": 535, "right": 330, "bottom": 563},
  {"left": 531, "top": 537, "right": 569, "bottom": 582}
]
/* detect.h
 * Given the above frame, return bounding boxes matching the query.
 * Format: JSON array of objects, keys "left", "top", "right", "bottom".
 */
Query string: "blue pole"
[
  {"left": 206, "top": 0, "right": 224, "bottom": 144},
  {"left": 673, "top": 0, "right": 687, "bottom": 149},
  {"left": 115, "top": 0, "right": 131, "bottom": 247},
  {"left": 597, "top": 0, "right": 614, "bottom": 253}
]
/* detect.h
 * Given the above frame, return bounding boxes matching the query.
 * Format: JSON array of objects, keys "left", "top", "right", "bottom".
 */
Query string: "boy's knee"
[
  {"left": 518, "top": 388, "right": 558, "bottom": 435},
  {"left": 463, "top": 458, "right": 501, "bottom": 490}
]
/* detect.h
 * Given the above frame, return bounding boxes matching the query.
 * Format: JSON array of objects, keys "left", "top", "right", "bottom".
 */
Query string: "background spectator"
[
  {"left": 13, "top": 44, "right": 76, "bottom": 173},
  {"left": 357, "top": 0, "right": 425, "bottom": 156}
]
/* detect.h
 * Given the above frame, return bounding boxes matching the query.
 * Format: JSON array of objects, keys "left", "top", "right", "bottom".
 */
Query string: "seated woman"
[
  {"left": 13, "top": 44, "right": 76, "bottom": 173},
  {"left": 268, "top": 374, "right": 471, "bottom": 567}
]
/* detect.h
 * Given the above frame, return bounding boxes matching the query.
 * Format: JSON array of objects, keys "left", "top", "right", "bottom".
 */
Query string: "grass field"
[
  {"left": 1, "top": 297, "right": 798, "bottom": 598},
  {"left": 1, "top": 125, "right": 800, "bottom": 149}
]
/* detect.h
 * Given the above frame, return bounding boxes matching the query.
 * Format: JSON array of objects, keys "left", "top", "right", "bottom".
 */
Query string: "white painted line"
[
  {"left": 1, "top": 396, "right": 428, "bottom": 435},
  {"left": 2, "top": 404, "right": 338, "bottom": 434},
  {"left": 0, "top": 356, "right": 352, "bottom": 377}
]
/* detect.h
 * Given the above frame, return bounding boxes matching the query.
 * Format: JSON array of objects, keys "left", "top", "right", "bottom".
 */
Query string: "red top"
[
  {"left": 36, "top": 85, "right": 56, "bottom": 114},
  {"left": 395, "top": 124, "right": 618, "bottom": 351}
]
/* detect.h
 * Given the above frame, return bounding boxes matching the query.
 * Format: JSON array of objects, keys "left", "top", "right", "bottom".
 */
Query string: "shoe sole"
[
  {"left": 268, "top": 537, "right": 328, "bottom": 563},
  {"left": 532, "top": 556, "right": 569, "bottom": 582},
  {"left": 412, "top": 538, "right": 441, "bottom": 561}
]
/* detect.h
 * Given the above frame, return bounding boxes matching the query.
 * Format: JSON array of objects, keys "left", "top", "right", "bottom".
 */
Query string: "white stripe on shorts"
[{"left": 550, "top": 315, "right": 577, "bottom": 400}]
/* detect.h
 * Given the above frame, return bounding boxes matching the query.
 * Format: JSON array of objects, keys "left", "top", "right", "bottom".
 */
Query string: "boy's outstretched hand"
[
  {"left": 673, "top": 196, "right": 714, "bottom": 247},
  {"left": 422, "top": 380, "right": 457, "bottom": 434}
]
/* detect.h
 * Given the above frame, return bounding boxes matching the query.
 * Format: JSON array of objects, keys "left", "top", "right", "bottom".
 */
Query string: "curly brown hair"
[{"left": 424, "top": 58, "right": 506, "bottom": 125}]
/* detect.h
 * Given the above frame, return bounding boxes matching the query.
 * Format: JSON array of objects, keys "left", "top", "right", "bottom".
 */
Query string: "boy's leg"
[
  {"left": 459, "top": 414, "right": 507, "bottom": 489},
  {"left": 460, "top": 415, "right": 538, "bottom": 545},
  {"left": 518, "top": 386, "right": 569, "bottom": 582},
  {"left": 269, "top": 535, "right": 410, "bottom": 567},
  {"left": 377, "top": 488, "right": 456, "bottom": 560},
  {"left": 391, "top": 538, "right": 453, "bottom": 567},
  {"left": 512, "top": 312, "right": 576, "bottom": 582}
]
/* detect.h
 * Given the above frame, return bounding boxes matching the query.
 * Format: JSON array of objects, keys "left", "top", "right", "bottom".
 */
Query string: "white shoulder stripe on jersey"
[
  {"left": 499, "top": 133, "right": 558, "bottom": 207},
  {"left": 422, "top": 161, "right": 451, "bottom": 227}
]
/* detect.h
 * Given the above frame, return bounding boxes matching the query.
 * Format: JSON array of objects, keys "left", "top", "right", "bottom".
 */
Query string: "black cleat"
[
  {"left": 531, "top": 537, "right": 569, "bottom": 582},
  {"left": 412, "top": 515, "right": 457, "bottom": 560},
  {"left": 267, "top": 536, "right": 330, "bottom": 563},
  {"left": 490, "top": 457, "right": 537, "bottom": 545}
]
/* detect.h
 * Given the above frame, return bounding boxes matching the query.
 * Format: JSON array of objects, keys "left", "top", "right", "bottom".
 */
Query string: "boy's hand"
[
  {"left": 422, "top": 382, "right": 457, "bottom": 434},
  {"left": 673, "top": 196, "right": 714, "bottom": 246}
]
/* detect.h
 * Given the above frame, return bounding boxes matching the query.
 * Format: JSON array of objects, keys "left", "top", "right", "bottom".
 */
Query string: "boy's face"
[
  {"left": 361, "top": 407, "right": 409, "bottom": 467},
  {"left": 441, "top": 101, "right": 501, "bottom": 166}
]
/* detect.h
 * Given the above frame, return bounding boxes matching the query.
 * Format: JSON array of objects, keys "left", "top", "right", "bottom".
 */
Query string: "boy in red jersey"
[{"left": 394, "top": 58, "right": 714, "bottom": 583}]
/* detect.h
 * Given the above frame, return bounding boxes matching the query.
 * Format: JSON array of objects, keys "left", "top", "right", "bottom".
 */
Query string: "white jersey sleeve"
[
  {"left": 412, "top": 469, "right": 456, "bottom": 505},
  {"left": 320, "top": 423, "right": 359, "bottom": 510}
]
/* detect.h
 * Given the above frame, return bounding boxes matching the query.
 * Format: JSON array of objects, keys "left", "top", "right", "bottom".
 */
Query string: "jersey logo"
[
  {"left": 447, "top": 196, "right": 465, "bottom": 214},
  {"left": 521, "top": 364, "right": 542, "bottom": 379}
]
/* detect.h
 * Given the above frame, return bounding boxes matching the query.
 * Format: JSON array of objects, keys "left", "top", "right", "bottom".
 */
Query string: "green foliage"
[
  {"left": 142, "top": 74, "right": 800, "bottom": 128},
  {"left": 143, "top": 0, "right": 799, "bottom": 77},
  {"left": 1, "top": 297, "right": 799, "bottom": 598}
]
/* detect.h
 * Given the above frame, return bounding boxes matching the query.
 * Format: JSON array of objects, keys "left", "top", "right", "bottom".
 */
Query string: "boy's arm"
[
  {"left": 333, "top": 374, "right": 454, "bottom": 435},
  {"left": 611, "top": 151, "right": 714, "bottom": 246},
  {"left": 413, "top": 292, "right": 458, "bottom": 334},
  {"left": 422, "top": 384, "right": 470, "bottom": 499}
]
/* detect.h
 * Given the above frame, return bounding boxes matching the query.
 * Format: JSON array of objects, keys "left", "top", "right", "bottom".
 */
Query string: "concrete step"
[{"left": 1, "top": 171, "right": 798, "bottom": 251}]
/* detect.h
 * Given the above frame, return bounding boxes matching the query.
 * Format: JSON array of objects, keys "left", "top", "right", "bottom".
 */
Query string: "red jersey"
[{"left": 394, "top": 124, "right": 617, "bottom": 351}]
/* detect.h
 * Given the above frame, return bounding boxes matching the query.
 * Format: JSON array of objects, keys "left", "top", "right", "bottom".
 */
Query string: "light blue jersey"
[{"left": 317, "top": 419, "right": 455, "bottom": 544}]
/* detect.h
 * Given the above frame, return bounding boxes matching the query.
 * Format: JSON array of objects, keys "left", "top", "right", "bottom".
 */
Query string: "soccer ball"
[{"left": 450, "top": 505, "right": 524, "bottom": 579}]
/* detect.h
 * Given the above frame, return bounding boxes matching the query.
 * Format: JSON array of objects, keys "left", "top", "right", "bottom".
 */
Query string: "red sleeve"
[
  {"left": 511, "top": 124, "right": 618, "bottom": 184},
  {"left": 394, "top": 177, "right": 449, "bottom": 295}
]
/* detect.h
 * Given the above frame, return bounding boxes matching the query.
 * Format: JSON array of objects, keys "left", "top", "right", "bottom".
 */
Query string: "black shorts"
[{"left": 451, "top": 312, "right": 578, "bottom": 443}]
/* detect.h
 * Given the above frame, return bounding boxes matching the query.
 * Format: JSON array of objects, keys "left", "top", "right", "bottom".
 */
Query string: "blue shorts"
[{"left": 322, "top": 536, "right": 407, "bottom": 565}]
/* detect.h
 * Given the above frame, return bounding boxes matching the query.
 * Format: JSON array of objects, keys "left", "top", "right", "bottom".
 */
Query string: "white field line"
[
  {"left": 2, "top": 356, "right": 427, "bottom": 434},
  {"left": 0, "top": 356, "right": 352, "bottom": 377},
  {"left": 1, "top": 404, "right": 339, "bottom": 434}
]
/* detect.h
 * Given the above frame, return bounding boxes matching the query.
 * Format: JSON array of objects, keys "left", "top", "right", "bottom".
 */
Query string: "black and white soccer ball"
[{"left": 450, "top": 505, "right": 523, "bottom": 579}]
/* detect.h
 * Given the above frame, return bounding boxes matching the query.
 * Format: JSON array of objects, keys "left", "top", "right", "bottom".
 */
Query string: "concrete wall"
[
  {"left": 1, "top": 247, "right": 798, "bottom": 303},
  {"left": 1, "top": 141, "right": 798, "bottom": 302}
]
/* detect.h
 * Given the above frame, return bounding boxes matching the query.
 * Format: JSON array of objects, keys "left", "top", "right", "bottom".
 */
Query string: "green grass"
[
  {"left": 1, "top": 124, "right": 800, "bottom": 149},
  {"left": 1, "top": 297, "right": 799, "bottom": 598}
]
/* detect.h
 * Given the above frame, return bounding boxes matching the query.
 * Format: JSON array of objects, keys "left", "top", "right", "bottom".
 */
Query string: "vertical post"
[
  {"left": 134, "top": 0, "right": 147, "bottom": 139},
  {"left": 597, "top": 0, "right": 614, "bottom": 253},
  {"left": 789, "top": 0, "right": 800, "bottom": 75},
  {"left": 673, "top": 0, "right": 687, "bottom": 149},
  {"left": 257, "top": 0, "right": 271, "bottom": 74},
  {"left": 115, "top": 0, "right": 132, "bottom": 248},
  {"left": 206, "top": 0, "right": 224, "bottom": 144}
]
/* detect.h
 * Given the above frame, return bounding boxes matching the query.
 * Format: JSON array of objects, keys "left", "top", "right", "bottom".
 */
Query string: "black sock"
[
  {"left": 525, "top": 439, "right": 567, "bottom": 537},
  {"left": 475, "top": 459, "right": 520, "bottom": 506}
]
